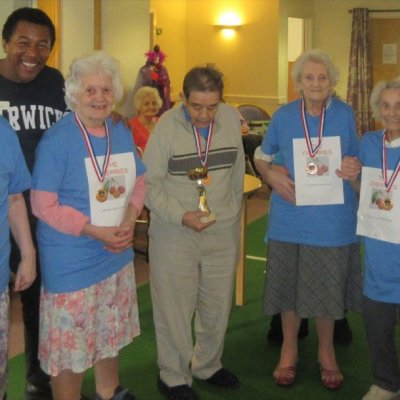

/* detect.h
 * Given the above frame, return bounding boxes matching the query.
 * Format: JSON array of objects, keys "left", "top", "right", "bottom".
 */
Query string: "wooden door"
[
  {"left": 36, "top": 0, "right": 60, "bottom": 69},
  {"left": 287, "top": 61, "right": 298, "bottom": 102}
]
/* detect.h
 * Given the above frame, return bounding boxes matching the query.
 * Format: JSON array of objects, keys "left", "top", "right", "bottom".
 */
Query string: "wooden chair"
[{"left": 237, "top": 104, "right": 271, "bottom": 177}]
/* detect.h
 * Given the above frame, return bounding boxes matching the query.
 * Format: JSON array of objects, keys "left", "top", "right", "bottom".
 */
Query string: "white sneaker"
[{"left": 362, "top": 385, "right": 400, "bottom": 400}]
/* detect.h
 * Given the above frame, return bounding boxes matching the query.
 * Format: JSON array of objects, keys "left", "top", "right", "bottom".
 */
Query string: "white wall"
[
  {"left": 0, "top": 0, "right": 150, "bottom": 114},
  {"left": 0, "top": 0, "right": 29, "bottom": 58},
  {"left": 61, "top": 0, "right": 94, "bottom": 75},
  {"left": 288, "top": 17, "right": 304, "bottom": 62}
]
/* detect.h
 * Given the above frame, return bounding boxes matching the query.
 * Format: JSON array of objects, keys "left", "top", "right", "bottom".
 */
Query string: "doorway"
[{"left": 287, "top": 17, "right": 312, "bottom": 102}]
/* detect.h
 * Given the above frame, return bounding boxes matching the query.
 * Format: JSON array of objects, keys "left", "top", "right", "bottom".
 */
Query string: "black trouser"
[{"left": 363, "top": 295, "right": 400, "bottom": 393}]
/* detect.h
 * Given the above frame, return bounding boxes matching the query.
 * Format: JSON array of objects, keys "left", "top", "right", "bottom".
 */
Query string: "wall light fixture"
[
  {"left": 215, "top": 11, "right": 242, "bottom": 28},
  {"left": 215, "top": 11, "right": 242, "bottom": 38}
]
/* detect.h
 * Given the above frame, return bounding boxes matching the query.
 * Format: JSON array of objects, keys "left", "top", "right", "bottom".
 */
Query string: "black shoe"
[
  {"left": 267, "top": 314, "right": 309, "bottom": 346},
  {"left": 205, "top": 368, "right": 239, "bottom": 388},
  {"left": 95, "top": 385, "right": 136, "bottom": 400},
  {"left": 157, "top": 377, "right": 197, "bottom": 400},
  {"left": 25, "top": 381, "right": 53, "bottom": 400},
  {"left": 334, "top": 317, "right": 352, "bottom": 346}
]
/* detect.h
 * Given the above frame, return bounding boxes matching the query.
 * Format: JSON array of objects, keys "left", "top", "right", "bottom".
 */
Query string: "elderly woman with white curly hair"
[
  {"left": 255, "top": 49, "right": 362, "bottom": 390},
  {"left": 30, "top": 51, "right": 146, "bottom": 400},
  {"left": 357, "top": 77, "right": 400, "bottom": 400}
]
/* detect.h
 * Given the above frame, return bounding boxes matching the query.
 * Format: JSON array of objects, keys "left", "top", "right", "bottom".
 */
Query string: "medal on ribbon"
[
  {"left": 75, "top": 113, "right": 111, "bottom": 202},
  {"left": 305, "top": 158, "right": 318, "bottom": 175},
  {"left": 187, "top": 123, "right": 216, "bottom": 222},
  {"left": 382, "top": 130, "right": 400, "bottom": 210},
  {"left": 301, "top": 98, "right": 326, "bottom": 175}
]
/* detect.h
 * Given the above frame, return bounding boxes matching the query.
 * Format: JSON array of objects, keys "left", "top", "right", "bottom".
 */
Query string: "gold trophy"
[{"left": 187, "top": 166, "right": 216, "bottom": 223}]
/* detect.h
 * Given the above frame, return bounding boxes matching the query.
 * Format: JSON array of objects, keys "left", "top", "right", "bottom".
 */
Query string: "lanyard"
[
  {"left": 75, "top": 113, "right": 110, "bottom": 183},
  {"left": 382, "top": 130, "right": 400, "bottom": 192},
  {"left": 192, "top": 122, "right": 214, "bottom": 169},
  {"left": 300, "top": 97, "right": 326, "bottom": 158}
]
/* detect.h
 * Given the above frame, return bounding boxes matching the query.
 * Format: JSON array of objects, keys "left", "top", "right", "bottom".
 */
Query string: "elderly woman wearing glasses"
[
  {"left": 31, "top": 51, "right": 146, "bottom": 400},
  {"left": 357, "top": 78, "right": 400, "bottom": 400},
  {"left": 255, "top": 49, "right": 362, "bottom": 390}
]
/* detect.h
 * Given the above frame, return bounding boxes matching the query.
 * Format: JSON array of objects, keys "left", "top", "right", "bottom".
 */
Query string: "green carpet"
[
  {"left": 7, "top": 216, "right": 372, "bottom": 399},
  {"left": 246, "top": 215, "right": 268, "bottom": 259}
]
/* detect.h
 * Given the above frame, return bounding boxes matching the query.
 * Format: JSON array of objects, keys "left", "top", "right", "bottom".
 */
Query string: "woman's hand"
[
  {"left": 14, "top": 255, "right": 36, "bottom": 292},
  {"left": 106, "top": 223, "right": 135, "bottom": 253},
  {"left": 336, "top": 156, "right": 361, "bottom": 181},
  {"left": 110, "top": 110, "right": 129, "bottom": 128},
  {"left": 82, "top": 224, "right": 134, "bottom": 253},
  {"left": 8, "top": 192, "right": 37, "bottom": 291}
]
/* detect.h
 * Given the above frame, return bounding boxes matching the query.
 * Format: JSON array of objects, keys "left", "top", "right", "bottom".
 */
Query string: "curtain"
[{"left": 347, "top": 8, "right": 373, "bottom": 136}]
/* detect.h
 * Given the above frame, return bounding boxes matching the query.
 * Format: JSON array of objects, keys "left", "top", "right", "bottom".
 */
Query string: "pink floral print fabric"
[{"left": 39, "top": 263, "right": 140, "bottom": 376}]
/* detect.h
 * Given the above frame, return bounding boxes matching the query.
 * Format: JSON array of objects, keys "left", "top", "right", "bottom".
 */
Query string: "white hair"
[
  {"left": 292, "top": 49, "right": 340, "bottom": 95},
  {"left": 65, "top": 51, "right": 123, "bottom": 111},
  {"left": 370, "top": 78, "right": 400, "bottom": 120}
]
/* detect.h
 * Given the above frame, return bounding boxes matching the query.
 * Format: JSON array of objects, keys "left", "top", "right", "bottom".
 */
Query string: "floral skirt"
[
  {"left": 39, "top": 262, "right": 140, "bottom": 376},
  {"left": 0, "top": 288, "right": 9, "bottom": 399}
]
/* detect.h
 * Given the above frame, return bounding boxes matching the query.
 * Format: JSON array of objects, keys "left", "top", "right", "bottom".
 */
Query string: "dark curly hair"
[{"left": 2, "top": 7, "right": 56, "bottom": 48}]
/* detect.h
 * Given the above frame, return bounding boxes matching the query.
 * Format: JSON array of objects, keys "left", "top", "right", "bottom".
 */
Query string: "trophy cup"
[{"left": 187, "top": 166, "right": 216, "bottom": 223}]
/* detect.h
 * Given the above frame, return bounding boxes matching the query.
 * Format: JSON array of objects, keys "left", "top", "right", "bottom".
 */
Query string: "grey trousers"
[
  {"left": 149, "top": 219, "right": 240, "bottom": 387},
  {"left": 363, "top": 295, "right": 400, "bottom": 392}
]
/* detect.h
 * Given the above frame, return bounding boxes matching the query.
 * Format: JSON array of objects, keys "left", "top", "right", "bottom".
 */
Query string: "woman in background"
[
  {"left": 357, "top": 78, "right": 400, "bottom": 400},
  {"left": 129, "top": 86, "right": 162, "bottom": 156},
  {"left": 31, "top": 51, "right": 146, "bottom": 400},
  {"left": 255, "top": 49, "right": 361, "bottom": 390}
]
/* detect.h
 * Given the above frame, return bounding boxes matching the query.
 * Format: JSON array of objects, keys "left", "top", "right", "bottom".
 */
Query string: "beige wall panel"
[
  {"left": 101, "top": 0, "right": 150, "bottom": 113},
  {"left": 186, "top": 0, "right": 280, "bottom": 113},
  {"left": 312, "top": 0, "right": 400, "bottom": 100},
  {"left": 61, "top": 0, "right": 94, "bottom": 75},
  {"left": 150, "top": 0, "right": 186, "bottom": 103}
]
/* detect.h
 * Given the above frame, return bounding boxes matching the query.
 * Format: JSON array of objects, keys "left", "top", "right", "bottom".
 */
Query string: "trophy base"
[{"left": 200, "top": 213, "right": 216, "bottom": 224}]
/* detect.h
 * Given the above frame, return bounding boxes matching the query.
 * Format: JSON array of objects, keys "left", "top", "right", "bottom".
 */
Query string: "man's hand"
[
  {"left": 182, "top": 211, "right": 216, "bottom": 232},
  {"left": 110, "top": 110, "right": 129, "bottom": 128},
  {"left": 268, "top": 167, "right": 296, "bottom": 204},
  {"left": 255, "top": 160, "right": 296, "bottom": 204}
]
